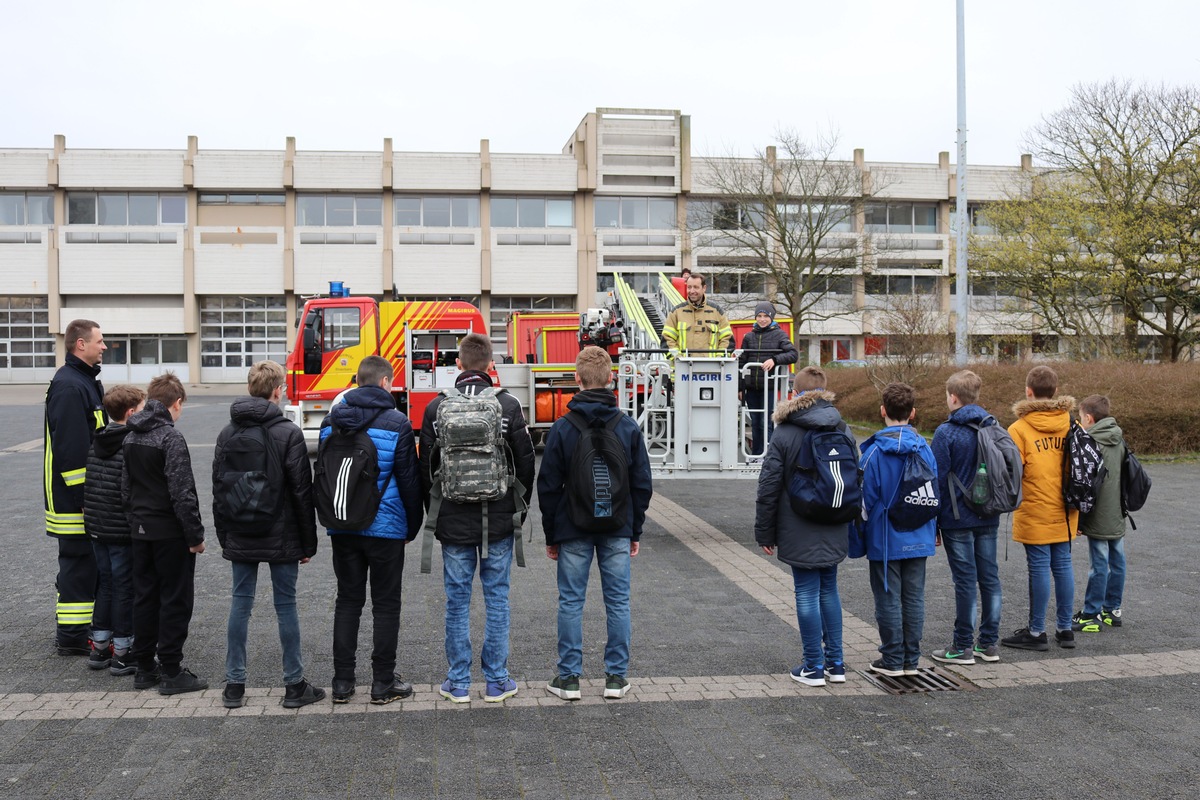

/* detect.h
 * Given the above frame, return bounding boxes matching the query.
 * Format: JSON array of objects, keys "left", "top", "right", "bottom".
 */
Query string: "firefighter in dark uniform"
[{"left": 44, "top": 319, "right": 108, "bottom": 655}]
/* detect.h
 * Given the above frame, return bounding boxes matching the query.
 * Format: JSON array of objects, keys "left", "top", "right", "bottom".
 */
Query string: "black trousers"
[
  {"left": 130, "top": 538, "right": 196, "bottom": 674},
  {"left": 56, "top": 537, "right": 97, "bottom": 648},
  {"left": 331, "top": 535, "right": 405, "bottom": 683}
]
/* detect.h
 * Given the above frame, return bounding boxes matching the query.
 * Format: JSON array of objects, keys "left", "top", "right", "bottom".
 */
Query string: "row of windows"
[
  {"left": 0, "top": 193, "right": 53, "bottom": 225},
  {"left": 68, "top": 194, "right": 186, "bottom": 226}
]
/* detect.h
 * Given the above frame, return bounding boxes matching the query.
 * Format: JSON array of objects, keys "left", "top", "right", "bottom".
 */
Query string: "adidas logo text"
[{"left": 903, "top": 481, "right": 939, "bottom": 507}]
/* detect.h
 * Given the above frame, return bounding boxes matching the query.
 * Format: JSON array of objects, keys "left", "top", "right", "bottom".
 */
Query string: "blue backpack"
[
  {"left": 887, "top": 451, "right": 941, "bottom": 531},
  {"left": 787, "top": 427, "right": 863, "bottom": 524}
]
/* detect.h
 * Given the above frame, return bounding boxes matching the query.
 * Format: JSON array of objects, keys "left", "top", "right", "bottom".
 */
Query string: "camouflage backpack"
[{"left": 420, "top": 387, "right": 527, "bottom": 572}]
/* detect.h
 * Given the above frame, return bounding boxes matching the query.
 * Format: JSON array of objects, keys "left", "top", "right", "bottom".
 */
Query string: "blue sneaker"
[
  {"left": 439, "top": 679, "right": 471, "bottom": 704},
  {"left": 484, "top": 678, "right": 518, "bottom": 703},
  {"left": 789, "top": 664, "right": 825, "bottom": 687},
  {"left": 826, "top": 662, "right": 846, "bottom": 684}
]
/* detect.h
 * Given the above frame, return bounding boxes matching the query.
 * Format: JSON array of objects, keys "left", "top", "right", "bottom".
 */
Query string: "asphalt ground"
[{"left": 0, "top": 383, "right": 1198, "bottom": 799}]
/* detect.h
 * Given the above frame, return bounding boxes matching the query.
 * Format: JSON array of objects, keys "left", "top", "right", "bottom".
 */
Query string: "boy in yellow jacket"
[{"left": 1002, "top": 365, "right": 1078, "bottom": 652}]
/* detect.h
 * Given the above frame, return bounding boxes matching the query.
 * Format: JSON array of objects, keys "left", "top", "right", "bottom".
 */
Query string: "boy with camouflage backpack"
[{"left": 420, "top": 333, "right": 535, "bottom": 704}]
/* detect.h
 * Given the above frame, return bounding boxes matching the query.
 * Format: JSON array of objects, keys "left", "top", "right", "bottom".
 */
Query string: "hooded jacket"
[
  {"left": 320, "top": 384, "right": 423, "bottom": 541},
  {"left": 854, "top": 425, "right": 938, "bottom": 565},
  {"left": 1008, "top": 396, "right": 1078, "bottom": 544},
  {"left": 537, "top": 388, "right": 653, "bottom": 545},
  {"left": 753, "top": 391, "right": 851, "bottom": 569},
  {"left": 932, "top": 403, "right": 1002, "bottom": 530},
  {"left": 122, "top": 399, "right": 205, "bottom": 547},
  {"left": 44, "top": 353, "right": 107, "bottom": 537},
  {"left": 1078, "top": 416, "right": 1126, "bottom": 541},
  {"left": 738, "top": 322, "right": 798, "bottom": 391},
  {"left": 214, "top": 396, "right": 318, "bottom": 562},
  {"left": 84, "top": 422, "right": 134, "bottom": 545},
  {"left": 419, "top": 370, "right": 535, "bottom": 547}
]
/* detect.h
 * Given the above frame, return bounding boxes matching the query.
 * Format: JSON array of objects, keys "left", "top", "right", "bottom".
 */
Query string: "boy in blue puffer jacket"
[
  {"left": 854, "top": 383, "right": 938, "bottom": 677},
  {"left": 320, "top": 356, "right": 423, "bottom": 706}
]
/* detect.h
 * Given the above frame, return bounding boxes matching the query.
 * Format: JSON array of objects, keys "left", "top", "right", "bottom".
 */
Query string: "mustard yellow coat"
[{"left": 1007, "top": 396, "right": 1078, "bottom": 544}]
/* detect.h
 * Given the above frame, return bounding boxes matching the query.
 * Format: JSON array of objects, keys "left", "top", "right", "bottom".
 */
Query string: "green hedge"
[{"left": 824, "top": 362, "right": 1200, "bottom": 455}]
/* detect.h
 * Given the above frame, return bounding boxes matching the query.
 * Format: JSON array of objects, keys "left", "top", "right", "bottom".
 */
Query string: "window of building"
[
  {"left": 864, "top": 202, "right": 938, "bottom": 233},
  {"left": 491, "top": 197, "right": 573, "bottom": 228},
  {"left": 67, "top": 193, "right": 185, "bottom": 226},
  {"left": 709, "top": 271, "right": 767, "bottom": 296},
  {"left": 780, "top": 202, "right": 855, "bottom": 233},
  {"left": 0, "top": 193, "right": 54, "bottom": 226},
  {"left": 199, "top": 193, "right": 285, "bottom": 205},
  {"left": 295, "top": 195, "right": 382, "bottom": 227},
  {"left": 865, "top": 275, "right": 940, "bottom": 295},
  {"left": 394, "top": 195, "right": 480, "bottom": 227},
  {"left": 199, "top": 296, "right": 289, "bottom": 379},
  {"left": 0, "top": 296, "right": 53, "bottom": 370},
  {"left": 595, "top": 196, "right": 676, "bottom": 229}
]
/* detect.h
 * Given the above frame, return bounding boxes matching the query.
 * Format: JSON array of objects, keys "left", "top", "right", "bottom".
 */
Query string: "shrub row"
[{"left": 823, "top": 361, "right": 1200, "bottom": 455}]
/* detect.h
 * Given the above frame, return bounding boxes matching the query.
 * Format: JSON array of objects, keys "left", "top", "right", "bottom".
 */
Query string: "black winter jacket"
[
  {"left": 44, "top": 354, "right": 107, "bottom": 537},
  {"left": 738, "top": 323, "right": 799, "bottom": 391},
  {"left": 122, "top": 399, "right": 205, "bottom": 547},
  {"left": 419, "top": 371, "right": 536, "bottom": 547},
  {"left": 753, "top": 391, "right": 851, "bottom": 569},
  {"left": 214, "top": 397, "right": 318, "bottom": 563},
  {"left": 537, "top": 389, "right": 653, "bottom": 545},
  {"left": 84, "top": 423, "right": 134, "bottom": 544}
]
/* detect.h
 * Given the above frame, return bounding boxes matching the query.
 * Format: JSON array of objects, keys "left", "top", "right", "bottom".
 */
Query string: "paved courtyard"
[{"left": 0, "top": 385, "right": 1198, "bottom": 799}]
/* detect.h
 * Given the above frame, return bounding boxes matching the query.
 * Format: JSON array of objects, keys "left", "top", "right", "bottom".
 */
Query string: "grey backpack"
[
  {"left": 420, "top": 387, "right": 526, "bottom": 572},
  {"left": 948, "top": 415, "right": 1024, "bottom": 519}
]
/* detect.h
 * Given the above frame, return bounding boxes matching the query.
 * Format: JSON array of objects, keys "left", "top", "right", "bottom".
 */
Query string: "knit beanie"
[{"left": 754, "top": 301, "right": 776, "bottom": 320}]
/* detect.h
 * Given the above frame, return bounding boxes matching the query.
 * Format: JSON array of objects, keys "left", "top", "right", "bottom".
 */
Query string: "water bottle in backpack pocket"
[{"left": 787, "top": 428, "right": 862, "bottom": 524}]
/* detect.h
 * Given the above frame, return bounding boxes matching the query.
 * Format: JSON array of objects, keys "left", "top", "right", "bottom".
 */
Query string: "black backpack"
[
  {"left": 314, "top": 412, "right": 386, "bottom": 530},
  {"left": 787, "top": 427, "right": 862, "bottom": 525},
  {"left": 213, "top": 422, "right": 285, "bottom": 535},
  {"left": 1062, "top": 421, "right": 1108, "bottom": 514},
  {"left": 1120, "top": 442, "right": 1152, "bottom": 526},
  {"left": 564, "top": 411, "right": 632, "bottom": 534},
  {"left": 887, "top": 451, "right": 941, "bottom": 531}
]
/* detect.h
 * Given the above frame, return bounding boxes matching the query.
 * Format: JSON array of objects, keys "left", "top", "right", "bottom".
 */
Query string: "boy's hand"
[
  {"left": 761, "top": 545, "right": 775, "bottom": 556},
  {"left": 935, "top": 530, "right": 942, "bottom": 547},
  {"left": 189, "top": 542, "right": 205, "bottom": 554},
  {"left": 546, "top": 545, "right": 558, "bottom": 561},
  {"left": 300, "top": 557, "right": 311, "bottom": 564},
  {"left": 630, "top": 542, "right": 640, "bottom": 557}
]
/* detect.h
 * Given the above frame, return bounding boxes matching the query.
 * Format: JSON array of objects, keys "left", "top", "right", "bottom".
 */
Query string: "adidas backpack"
[
  {"left": 787, "top": 427, "right": 863, "bottom": 525},
  {"left": 947, "top": 416, "right": 1023, "bottom": 519},
  {"left": 887, "top": 450, "right": 941, "bottom": 531},
  {"left": 564, "top": 411, "right": 631, "bottom": 534},
  {"left": 1062, "top": 420, "right": 1108, "bottom": 514},
  {"left": 313, "top": 411, "right": 385, "bottom": 531},
  {"left": 213, "top": 422, "right": 285, "bottom": 534}
]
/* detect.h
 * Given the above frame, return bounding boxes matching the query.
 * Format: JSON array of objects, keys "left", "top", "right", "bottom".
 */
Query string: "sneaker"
[
  {"left": 789, "top": 665, "right": 825, "bottom": 687},
  {"left": 931, "top": 647, "right": 976, "bottom": 665},
  {"left": 331, "top": 678, "right": 355, "bottom": 704},
  {"left": 109, "top": 650, "right": 137, "bottom": 676},
  {"left": 159, "top": 668, "right": 208, "bottom": 696},
  {"left": 371, "top": 676, "right": 414, "bottom": 705},
  {"left": 826, "top": 662, "right": 846, "bottom": 684},
  {"left": 1000, "top": 628, "right": 1049, "bottom": 652},
  {"left": 484, "top": 679, "right": 519, "bottom": 703},
  {"left": 222, "top": 683, "right": 246, "bottom": 709},
  {"left": 133, "top": 664, "right": 161, "bottom": 690},
  {"left": 1071, "top": 611, "right": 1101, "bottom": 633},
  {"left": 87, "top": 641, "right": 112, "bottom": 671},
  {"left": 903, "top": 664, "right": 920, "bottom": 676},
  {"left": 973, "top": 644, "right": 1000, "bottom": 663},
  {"left": 438, "top": 679, "right": 471, "bottom": 704},
  {"left": 868, "top": 659, "right": 904, "bottom": 678},
  {"left": 546, "top": 674, "right": 582, "bottom": 701},
  {"left": 283, "top": 679, "right": 326, "bottom": 709},
  {"left": 1100, "top": 608, "right": 1123, "bottom": 628},
  {"left": 604, "top": 674, "right": 631, "bottom": 699},
  {"left": 56, "top": 640, "right": 90, "bottom": 657},
  {"left": 1055, "top": 629, "right": 1076, "bottom": 649}
]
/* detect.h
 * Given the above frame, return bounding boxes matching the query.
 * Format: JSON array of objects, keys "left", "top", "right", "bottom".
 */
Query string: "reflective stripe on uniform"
[
  {"left": 56, "top": 600, "right": 94, "bottom": 626},
  {"left": 61, "top": 467, "right": 86, "bottom": 487},
  {"left": 46, "top": 510, "right": 85, "bottom": 535},
  {"left": 93, "top": 409, "right": 106, "bottom": 430}
]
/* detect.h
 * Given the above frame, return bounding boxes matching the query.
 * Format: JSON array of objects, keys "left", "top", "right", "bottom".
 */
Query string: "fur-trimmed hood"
[
  {"left": 1012, "top": 395, "right": 1075, "bottom": 435},
  {"left": 773, "top": 389, "right": 839, "bottom": 427}
]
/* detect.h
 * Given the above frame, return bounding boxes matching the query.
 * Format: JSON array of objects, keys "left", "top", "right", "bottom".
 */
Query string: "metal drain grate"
[{"left": 858, "top": 666, "right": 977, "bottom": 694}]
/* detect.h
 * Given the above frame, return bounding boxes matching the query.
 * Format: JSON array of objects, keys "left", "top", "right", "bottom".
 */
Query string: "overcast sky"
[{"left": 7, "top": 0, "right": 1199, "bottom": 166}]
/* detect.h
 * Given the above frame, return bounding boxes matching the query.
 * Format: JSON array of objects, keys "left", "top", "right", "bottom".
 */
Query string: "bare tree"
[
  {"left": 973, "top": 80, "right": 1200, "bottom": 361},
  {"left": 865, "top": 292, "right": 953, "bottom": 391},
  {"left": 687, "top": 130, "right": 881, "bottom": 341}
]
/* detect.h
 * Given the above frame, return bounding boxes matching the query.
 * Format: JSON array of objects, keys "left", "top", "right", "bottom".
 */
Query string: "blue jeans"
[
  {"left": 791, "top": 565, "right": 843, "bottom": 669},
  {"left": 442, "top": 535, "right": 513, "bottom": 689},
  {"left": 868, "top": 558, "right": 927, "bottom": 668},
  {"left": 941, "top": 526, "right": 1001, "bottom": 649},
  {"left": 556, "top": 536, "right": 632, "bottom": 678},
  {"left": 91, "top": 541, "right": 134, "bottom": 651},
  {"left": 225, "top": 561, "right": 303, "bottom": 686},
  {"left": 1083, "top": 537, "right": 1126, "bottom": 616},
  {"left": 743, "top": 388, "right": 776, "bottom": 457},
  {"left": 1023, "top": 542, "right": 1073, "bottom": 634}
]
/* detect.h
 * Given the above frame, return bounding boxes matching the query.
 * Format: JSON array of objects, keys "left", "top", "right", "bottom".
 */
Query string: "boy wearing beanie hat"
[{"left": 738, "top": 302, "right": 798, "bottom": 457}]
